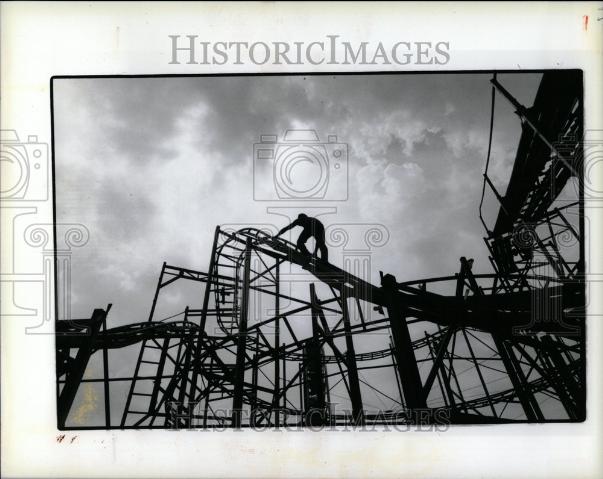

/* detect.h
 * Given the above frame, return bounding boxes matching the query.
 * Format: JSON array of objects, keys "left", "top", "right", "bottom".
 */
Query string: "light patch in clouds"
[{"left": 355, "top": 161, "right": 425, "bottom": 222}]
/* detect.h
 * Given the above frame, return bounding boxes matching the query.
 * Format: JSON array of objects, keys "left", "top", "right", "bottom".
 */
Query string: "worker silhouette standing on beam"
[{"left": 276, "top": 214, "right": 329, "bottom": 262}]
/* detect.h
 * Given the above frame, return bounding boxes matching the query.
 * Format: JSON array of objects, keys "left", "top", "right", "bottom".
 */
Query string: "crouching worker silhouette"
[{"left": 276, "top": 214, "right": 328, "bottom": 263}]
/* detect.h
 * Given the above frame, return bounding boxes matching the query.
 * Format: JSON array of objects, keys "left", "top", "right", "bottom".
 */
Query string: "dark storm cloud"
[
  {"left": 187, "top": 76, "right": 342, "bottom": 167},
  {"left": 407, "top": 129, "right": 452, "bottom": 176},
  {"left": 57, "top": 72, "right": 540, "bottom": 174},
  {"left": 71, "top": 76, "right": 339, "bottom": 171},
  {"left": 382, "top": 134, "right": 406, "bottom": 163}
]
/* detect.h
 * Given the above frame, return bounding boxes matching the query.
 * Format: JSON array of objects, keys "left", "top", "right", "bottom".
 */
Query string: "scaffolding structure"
[{"left": 57, "top": 71, "right": 585, "bottom": 429}]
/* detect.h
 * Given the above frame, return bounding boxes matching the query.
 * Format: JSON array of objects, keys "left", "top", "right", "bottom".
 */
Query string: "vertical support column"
[
  {"left": 102, "top": 310, "right": 111, "bottom": 428},
  {"left": 298, "top": 362, "right": 304, "bottom": 417},
  {"left": 305, "top": 284, "right": 327, "bottom": 427},
  {"left": 188, "top": 227, "right": 221, "bottom": 408},
  {"left": 250, "top": 335, "right": 259, "bottom": 426},
  {"left": 494, "top": 337, "right": 544, "bottom": 421},
  {"left": 178, "top": 308, "right": 193, "bottom": 408},
  {"left": 540, "top": 336, "right": 583, "bottom": 420},
  {"left": 120, "top": 339, "right": 147, "bottom": 427},
  {"left": 121, "top": 262, "right": 165, "bottom": 426},
  {"left": 203, "top": 355, "right": 213, "bottom": 427},
  {"left": 58, "top": 308, "right": 104, "bottom": 428},
  {"left": 422, "top": 327, "right": 455, "bottom": 404},
  {"left": 323, "top": 361, "right": 332, "bottom": 423},
  {"left": 424, "top": 332, "right": 454, "bottom": 409},
  {"left": 381, "top": 274, "right": 427, "bottom": 409},
  {"left": 390, "top": 336, "right": 404, "bottom": 405},
  {"left": 282, "top": 343, "right": 287, "bottom": 424},
  {"left": 231, "top": 237, "right": 252, "bottom": 428},
  {"left": 149, "top": 338, "right": 170, "bottom": 423},
  {"left": 273, "top": 260, "right": 280, "bottom": 427},
  {"left": 338, "top": 286, "right": 364, "bottom": 425},
  {"left": 461, "top": 329, "right": 497, "bottom": 417},
  {"left": 148, "top": 262, "right": 166, "bottom": 322}
]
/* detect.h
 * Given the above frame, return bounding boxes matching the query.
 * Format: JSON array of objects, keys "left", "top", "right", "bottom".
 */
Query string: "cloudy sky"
[
  {"left": 54, "top": 72, "right": 542, "bottom": 322},
  {"left": 53, "top": 72, "right": 542, "bottom": 425}
]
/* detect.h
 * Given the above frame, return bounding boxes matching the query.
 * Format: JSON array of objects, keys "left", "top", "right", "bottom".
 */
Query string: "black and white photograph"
[
  {"left": 52, "top": 71, "right": 585, "bottom": 429},
  {"left": 1, "top": 2, "right": 602, "bottom": 478}
]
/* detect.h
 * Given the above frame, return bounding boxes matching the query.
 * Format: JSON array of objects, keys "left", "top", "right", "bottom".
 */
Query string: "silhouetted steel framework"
[{"left": 57, "top": 71, "right": 585, "bottom": 429}]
